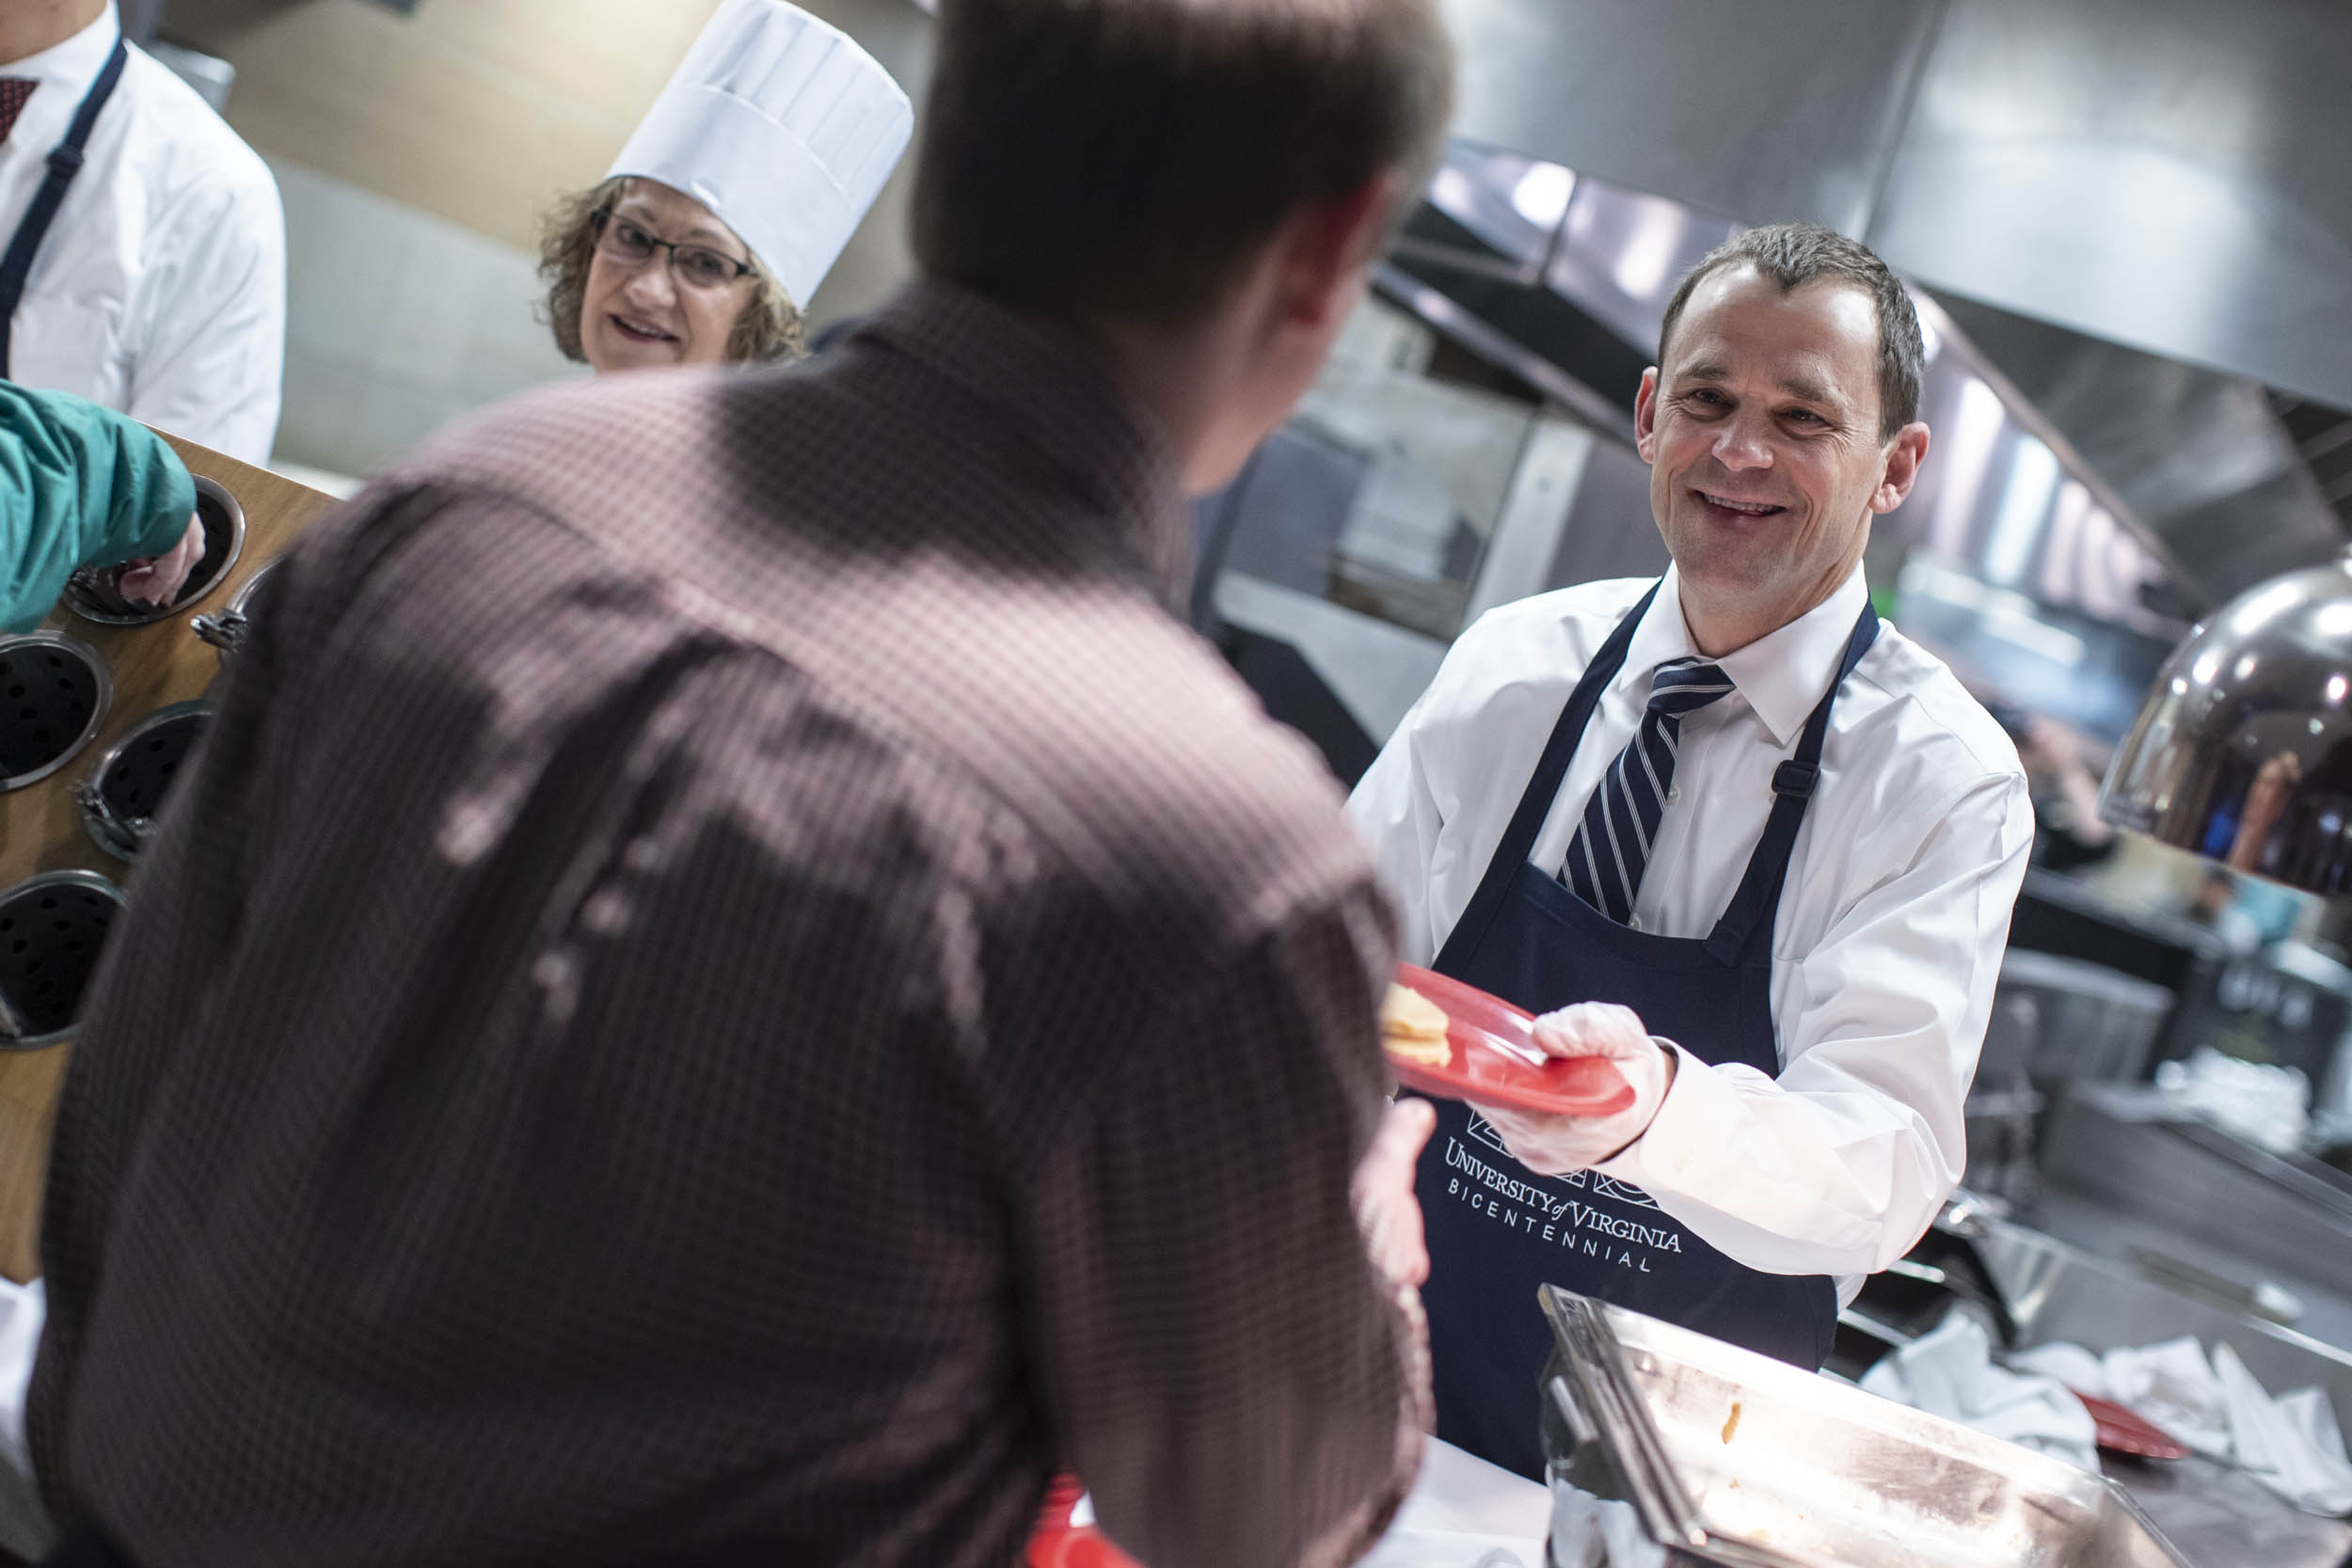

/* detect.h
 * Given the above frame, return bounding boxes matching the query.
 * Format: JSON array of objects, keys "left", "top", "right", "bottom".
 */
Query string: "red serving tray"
[
  {"left": 1385, "top": 963, "right": 1637, "bottom": 1117},
  {"left": 2072, "top": 1390, "right": 2193, "bottom": 1460},
  {"left": 1026, "top": 1476, "right": 1140, "bottom": 1568}
]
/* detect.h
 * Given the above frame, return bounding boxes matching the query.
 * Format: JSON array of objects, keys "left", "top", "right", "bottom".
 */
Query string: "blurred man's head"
[
  {"left": 1635, "top": 223, "right": 1931, "bottom": 656},
  {"left": 914, "top": 0, "right": 1455, "bottom": 493}
]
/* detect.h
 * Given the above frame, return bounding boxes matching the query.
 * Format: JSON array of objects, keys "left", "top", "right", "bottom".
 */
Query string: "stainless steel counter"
[
  {"left": 1972, "top": 1210, "right": 2352, "bottom": 1431},
  {"left": 1963, "top": 1217, "right": 2352, "bottom": 1568},
  {"left": 2111, "top": 1455, "right": 2352, "bottom": 1568},
  {"left": 2028, "top": 1084, "right": 2352, "bottom": 1386}
]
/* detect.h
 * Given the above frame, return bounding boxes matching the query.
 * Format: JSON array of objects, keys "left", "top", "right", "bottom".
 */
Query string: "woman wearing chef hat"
[{"left": 537, "top": 0, "right": 912, "bottom": 374}]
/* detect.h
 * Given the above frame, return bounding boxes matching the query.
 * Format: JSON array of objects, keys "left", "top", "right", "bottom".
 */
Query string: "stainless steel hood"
[
  {"left": 1873, "top": 0, "right": 2352, "bottom": 418},
  {"left": 1438, "top": 0, "right": 2352, "bottom": 417},
  {"left": 1438, "top": 0, "right": 1943, "bottom": 241},
  {"left": 1389, "top": 141, "right": 2201, "bottom": 740},
  {"left": 1929, "top": 293, "right": 2348, "bottom": 606}
]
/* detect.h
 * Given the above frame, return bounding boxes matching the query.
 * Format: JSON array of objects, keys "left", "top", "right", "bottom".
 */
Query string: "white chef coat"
[
  {"left": 1349, "top": 563, "right": 2033, "bottom": 1300},
  {"left": 0, "top": 3, "right": 284, "bottom": 464}
]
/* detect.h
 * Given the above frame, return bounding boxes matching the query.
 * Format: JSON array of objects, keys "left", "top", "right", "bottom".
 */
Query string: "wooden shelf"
[{"left": 0, "top": 435, "right": 338, "bottom": 1282}]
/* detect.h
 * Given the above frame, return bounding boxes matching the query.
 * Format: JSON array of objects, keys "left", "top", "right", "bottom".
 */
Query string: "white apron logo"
[
  {"left": 1467, "top": 1108, "right": 1661, "bottom": 1209},
  {"left": 1442, "top": 1130, "right": 1683, "bottom": 1270}
]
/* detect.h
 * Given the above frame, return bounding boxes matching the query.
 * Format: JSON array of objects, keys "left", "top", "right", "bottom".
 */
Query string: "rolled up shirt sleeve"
[
  {"left": 1597, "top": 768, "right": 2033, "bottom": 1282},
  {"left": 1017, "top": 890, "right": 1428, "bottom": 1568}
]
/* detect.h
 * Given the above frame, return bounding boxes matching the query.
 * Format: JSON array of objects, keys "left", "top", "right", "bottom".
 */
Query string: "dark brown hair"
[
  {"left": 536, "top": 177, "right": 810, "bottom": 366},
  {"left": 1657, "top": 222, "right": 1925, "bottom": 441},
  {"left": 913, "top": 0, "right": 1455, "bottom": 327}
]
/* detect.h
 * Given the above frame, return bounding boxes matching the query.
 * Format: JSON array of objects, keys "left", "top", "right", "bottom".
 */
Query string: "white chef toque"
[{"left": 607, "top": 0, "right": 914, "bottom": 309}]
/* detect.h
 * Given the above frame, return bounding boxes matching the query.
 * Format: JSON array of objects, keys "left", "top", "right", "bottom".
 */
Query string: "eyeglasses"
[{"left": 591, "top": 209, "right": 759, "bottom": 292}]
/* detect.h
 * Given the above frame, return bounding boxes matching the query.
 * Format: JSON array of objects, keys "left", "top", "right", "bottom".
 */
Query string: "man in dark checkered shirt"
[{"left": 26, "top": 2, "right": 1457, "bottom": 1565}]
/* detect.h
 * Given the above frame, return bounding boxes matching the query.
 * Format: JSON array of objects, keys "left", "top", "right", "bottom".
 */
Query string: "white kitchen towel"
[
  {"left": 1860, "top": 1310, "right": 2101, "bottom": 1471},
  {"left": 2045, "top": 1336, "right": 2233, "bottom": 1458},
  {"left": 2213, "top": 1342, "right": 2352, "bottom": 1515},
  {"left": 2012, "top": 1335, "right": 2352, "bottom": 1516}
]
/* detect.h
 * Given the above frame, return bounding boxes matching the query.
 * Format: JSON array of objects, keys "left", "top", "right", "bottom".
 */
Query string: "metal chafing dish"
[
  {"left": 2101, "top": 545, "right": 2352, "bottom": 894},
  {"left": 1538, "top": 1286, "right": 2192, "bottom": 1567}
]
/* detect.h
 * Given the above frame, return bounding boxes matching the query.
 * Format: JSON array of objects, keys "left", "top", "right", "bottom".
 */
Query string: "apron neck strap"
[
  {"left": 0, "top": 35, "right": 128, "bottom": 379},
  {"left": 1486, "top": 580, "right": 1656, "bottom": 886},
  {"left": 1704, "top": 597, "right": 1882, "bottom": 965}
]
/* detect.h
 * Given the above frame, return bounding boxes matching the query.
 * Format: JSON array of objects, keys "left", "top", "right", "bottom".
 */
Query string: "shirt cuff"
[{"left": 1595, "top": 1037, "right": 1742, "bottom": 1203}]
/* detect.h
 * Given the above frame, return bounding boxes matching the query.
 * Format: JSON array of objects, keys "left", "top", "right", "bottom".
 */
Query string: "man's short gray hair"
[{"left": 1657, "top": 222, "right": 1925, "bottom": 442}]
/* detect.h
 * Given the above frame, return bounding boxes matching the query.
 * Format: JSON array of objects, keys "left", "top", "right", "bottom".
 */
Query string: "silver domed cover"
[{"left": 2102, "top": 550, "right": 2352, "bottom": 894}]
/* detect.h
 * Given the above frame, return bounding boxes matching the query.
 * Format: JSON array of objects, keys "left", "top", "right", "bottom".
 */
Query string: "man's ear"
[
  {"left": 1634, "top": 367, "right": 1662, "bottom": 463},
  {"left": 1278, "top": 170, "right": 1400, "bottom": 334},
  {"left": 1872, "top": 421, "right": 1931, "bottom": 514}
]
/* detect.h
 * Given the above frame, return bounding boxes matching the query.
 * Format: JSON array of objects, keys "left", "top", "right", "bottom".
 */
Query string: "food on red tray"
[
  {"left": 1386, "top": 964, "right": 1639, "bottom": 1117},
  {"left": 1380, "top": 982, "right": 1453, "bottom": 1068}
]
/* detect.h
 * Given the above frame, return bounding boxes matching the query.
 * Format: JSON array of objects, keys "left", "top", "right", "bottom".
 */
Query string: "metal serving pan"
[{"left": 1538, "top": 1286, "right": 2192, "bottom": 1567}]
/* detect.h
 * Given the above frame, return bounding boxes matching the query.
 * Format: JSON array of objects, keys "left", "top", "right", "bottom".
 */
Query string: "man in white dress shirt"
[
  {"left": 0, "top": 0, "right": 284, "bottom": 465},
  {"left": 1349, "top": 222, "right": 2032, "bottom": 1478}
]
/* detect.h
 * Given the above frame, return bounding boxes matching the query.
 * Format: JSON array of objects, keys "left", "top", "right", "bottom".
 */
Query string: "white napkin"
[
  {"left": 1071, "top": 1440, "right": 1551, "bottom": 1567},
  {"left": 1383, "top": 1436, "right": 1553, "bottom": 1542},
  {"left": 0, "top": 1277, "right": 41, "bottom": 1479},
  {"left": 2013, "top": 1334, "right": 2352, "bottom": 1515},
  {"left": 2043, "top": 1336, "right": 2232, "bottom": 1458},
  {"left": 1357, "top": 1437, "right": 1548, "bottom": 1567},
  {"left": 1860, "top": 1310, "right": 2101, "bottom": 1471},
  {"left": 2213, "top": 1342, "right": 2352, "bottom": 1514}
]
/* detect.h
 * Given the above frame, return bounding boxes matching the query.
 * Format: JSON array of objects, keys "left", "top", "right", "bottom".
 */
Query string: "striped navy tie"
[{"left": 1560, "top": 657, "right": 1737, "bottom": 924}]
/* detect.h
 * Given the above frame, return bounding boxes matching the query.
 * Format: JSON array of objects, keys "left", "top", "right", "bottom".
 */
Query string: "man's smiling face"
[{"left": 1635, "top": 262, "right": 1927, "bottom": 653}]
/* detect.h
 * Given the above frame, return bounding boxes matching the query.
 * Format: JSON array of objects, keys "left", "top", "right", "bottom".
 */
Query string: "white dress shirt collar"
[
  {"left": 1622, "top": 562, "right": 1872, "bottom": 747},
  {"left": 2, "top": 3, "right": 120, "bottom": 160}
]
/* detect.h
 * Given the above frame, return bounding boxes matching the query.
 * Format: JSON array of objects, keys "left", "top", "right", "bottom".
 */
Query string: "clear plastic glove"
[
  {"left": 114, "top": 513, "right": 205, "bottom": 608},
  {"left": 1354, "top": 1098, "right": 1436, "bottom": 1290},
  {"left": 1468, "top": 1002, "right": 1675, "bottom": 1177}
]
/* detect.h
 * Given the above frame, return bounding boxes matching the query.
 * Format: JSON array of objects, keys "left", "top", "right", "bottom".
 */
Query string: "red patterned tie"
[{"left": 0, "top": 79, "right": 36, "bottom": 145}]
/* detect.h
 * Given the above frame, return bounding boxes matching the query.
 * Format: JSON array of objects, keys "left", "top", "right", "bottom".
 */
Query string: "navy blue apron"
[
  {"left": 1413, "top": 581, "right": 1878, "bottom": 1479},
  {"left": 0, "top": 36, "right": 128, "bottom": 377}
]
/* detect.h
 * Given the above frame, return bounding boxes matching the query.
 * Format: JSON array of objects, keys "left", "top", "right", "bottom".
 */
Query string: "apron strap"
[
  {"left": 0, "top": 36, "right": 128, "bottom": 379},
  {"left": 1433, "top": 581, "right": 1660, "bottom": 974},
  {"left": 1704, "top": 599, "right": 1881, "bottom": 965}
]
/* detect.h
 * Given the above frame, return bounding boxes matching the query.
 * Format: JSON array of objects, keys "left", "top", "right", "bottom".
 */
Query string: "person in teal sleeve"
[{"left": 0, "top": 385, "right": 206, "bottom": 634}]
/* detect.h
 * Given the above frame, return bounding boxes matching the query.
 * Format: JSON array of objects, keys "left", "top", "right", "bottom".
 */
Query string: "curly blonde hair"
[{"left": 537, "top": 177, "right": 810, "bottom": 366}]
